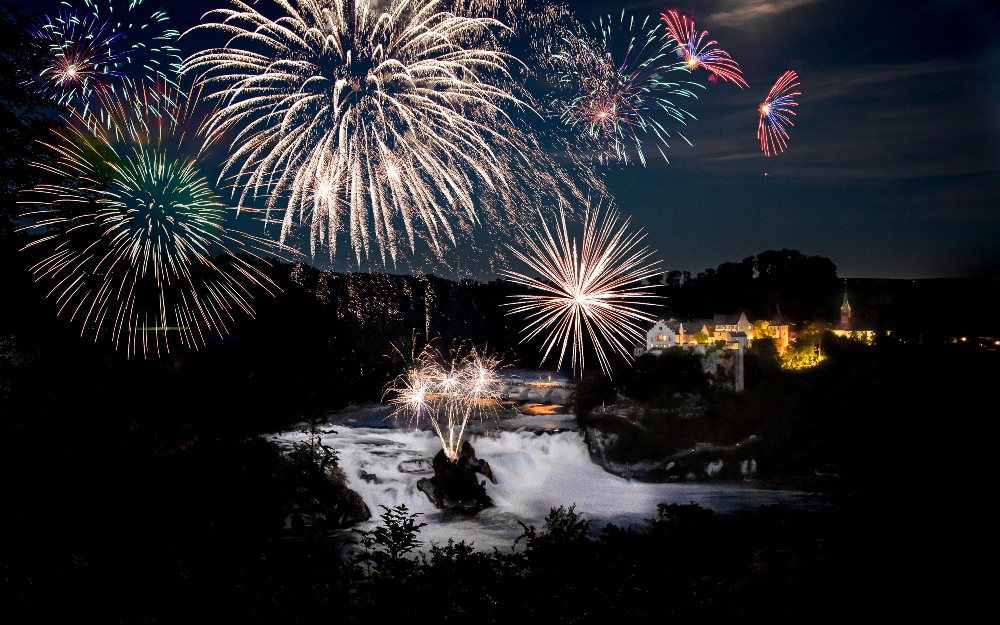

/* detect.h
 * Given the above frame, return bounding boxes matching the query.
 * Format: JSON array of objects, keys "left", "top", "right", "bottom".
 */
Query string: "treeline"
[
  {"left": 653, "top": 248, "right": 840, "bottom": 324},
  {"left": 652, "top": 251, "right": 998, "bottom": 341},
  {"left": 5, "top": 252, "right": 996, "bottom": 438}
]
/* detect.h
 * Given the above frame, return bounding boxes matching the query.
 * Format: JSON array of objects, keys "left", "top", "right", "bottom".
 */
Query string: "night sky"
[
  {"left": 14, "top": 0, "right": 1000, "bottom": 280},
  {"left": 571, "top": 0, "right": 1000, "bottom": 280}
]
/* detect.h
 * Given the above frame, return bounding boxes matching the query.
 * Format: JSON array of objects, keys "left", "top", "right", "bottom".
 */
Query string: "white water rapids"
[{"left": 270, "top": 404, "right": 830, "bottom": 556}]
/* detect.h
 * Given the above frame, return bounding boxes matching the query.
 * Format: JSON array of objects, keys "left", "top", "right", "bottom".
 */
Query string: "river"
[{"left": 269, "top": 403, "right": 833, "bottom": 557}]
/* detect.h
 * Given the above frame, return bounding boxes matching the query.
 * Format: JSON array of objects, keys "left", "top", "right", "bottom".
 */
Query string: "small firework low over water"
[
  {"left": 181, "top": 0, "right": 586, "bottom": 273},
  {"left": 28, "top": 7, "right": 123, "bottom": 112},
  {"left": 18, "top": 79, "right": 278, "bottom": 358},
  {"left": 501, "top": 200, "right": 663, "bottom": 377},
  {"left": 660, "top": 10, "right": 747, "bottom": 88},
  {"left": 384, "top": 340, "right": 506, "bottom": 462},
  {"left": 542, "top": 10, "right": 702, "bottom": 167},
  {"left": 758, "top": 70, "right": 800, "bottom": 157}
]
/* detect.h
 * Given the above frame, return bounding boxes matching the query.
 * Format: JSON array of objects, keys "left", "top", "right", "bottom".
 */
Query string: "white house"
[
  {"left": 633, "top": 318, "right": 717, "bottom": 356},
  {"left": 634, "top": 319, "right": 679, "bottom": 357},
  {"left": 634, "top": 319, "right": 749, "bottom": 392}
]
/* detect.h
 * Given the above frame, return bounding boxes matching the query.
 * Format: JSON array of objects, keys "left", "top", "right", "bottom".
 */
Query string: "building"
[
  {"left": 636, "top": 312, "right": 761, "bottom": 356},
  {"left": 713, "top": 312, "right": 753, "bottom": 338},
  {"left": 767, "top": 308, "right": 791, "bottom": 354},
  {"left": 635, "top": 317, "right": 751, "bottom": 392},
  {"left": 839, "top": 290, "right": 852, "bottom": 329},
  {"left": 643, "top": 320, "right": 679, "bottom": 352},
  {"left": 830, "top": 289, "right": 877, "bottom": 343},
  {"left": 634, "top": 318, "right": 711, "bottom": 356}
]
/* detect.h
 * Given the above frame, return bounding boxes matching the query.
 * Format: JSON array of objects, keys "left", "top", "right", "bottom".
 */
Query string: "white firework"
[
  {"left": 181, "top": 0, "right": 587, "bottom": 272},
  {"left": 385, "top": 340, "right": 505, "bottom": 461},
  {"left": 501, "top": 200, "right": 664, "bottom": 376}
]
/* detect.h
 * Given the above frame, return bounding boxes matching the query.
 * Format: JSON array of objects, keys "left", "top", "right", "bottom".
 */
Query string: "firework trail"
[
  {"left": 18, "top": 79, "right": 278, "bottom": 358},
  {"left": 75, "top": 0, "right": 183, "bottom": 87},
  {"left": 758, "top": 70, "right": 800, "bottom": 157},
  {"left": 501, "top": 200, "right": 663, "bottom": 377},
  {"left": 181, "top": 0, "right": 590, "bottom": 273},
  {"left": 446, "top": 0, "right": 525, "bottom": 29},
  {"left": 540, "top": 10, "right": 703, "bottom": 167},
  {"left": 523, "top": 1, "right": 584, "bottom": 72},
  {"left": 385, "top": 340, "right": 505, "bottom": 461},
  {"left": 27, "top": 7, "right": 123, "bottom": 112},
  {"left": 660, "top": 10, "right": 747, "bottom": 88}
]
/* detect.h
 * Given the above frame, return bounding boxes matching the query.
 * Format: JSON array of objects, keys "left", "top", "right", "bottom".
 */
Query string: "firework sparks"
[
  {"left": 18, "top": 79, "right": 278, "bottom": 358},
  {"left": 181, "top": 0, "right": 586, "bottom": 272},
  {"left": 660, "top": 10, "right": 747, "bottom": 88},
  {"left": 447, "top": 0, "right": 525, "bottom": 28},
  {"left": 758, "top": 70, "right": 800, "bottom": 157},
  {"left": 76, "top": 0, "right": 182, "bottom": 87},
  {"left": 28, "top": 8, "right": 123, "bottom": 111},
  {"left": 385, "top": 340, "right": 505, "bottom": 461},
  {"left": 523, "top": 1, "right": 585, "bottom": 71},
  {"left": 543, "top": 10, "right": 702, "bottom": 167},
  {"left": 501, "top": 201, "right": 663, "bottom": 377}
]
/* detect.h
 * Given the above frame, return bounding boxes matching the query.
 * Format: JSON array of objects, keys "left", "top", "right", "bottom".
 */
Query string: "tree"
[
  {"left": 571, "top": 372, "right": 617, "bottom": 424},
  {"left": 619, "top": 348, "right": 708, "bottom": 405},
  {"left": 0, "top": 0, "right": 60, "bottom": 242},
  {"left": 352, "top": 504, "right": 428, "bottom": 580},
  {"left": 682, "top": 249, "right": 839, "bottom": 322},
  {"left": 0, "top": 0, "right": 65, "bottom": 358}
]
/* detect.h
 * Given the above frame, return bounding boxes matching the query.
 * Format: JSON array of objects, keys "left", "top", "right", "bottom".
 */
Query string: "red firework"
[
  {"left": 660, "top": 10, "right": 747, "bottom": 88},
  {"left": 758, "top": 70, "right": 801, "bottom": 157}
]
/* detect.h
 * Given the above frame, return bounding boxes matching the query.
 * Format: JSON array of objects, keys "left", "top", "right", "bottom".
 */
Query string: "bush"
[{"left": 352, "top": 504, "right": 427, "bottom": 579}]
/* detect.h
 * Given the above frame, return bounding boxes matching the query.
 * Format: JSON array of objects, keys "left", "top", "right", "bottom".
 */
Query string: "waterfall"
[{"left": 272, "top": 413, "right": 829, "bottom": 554}]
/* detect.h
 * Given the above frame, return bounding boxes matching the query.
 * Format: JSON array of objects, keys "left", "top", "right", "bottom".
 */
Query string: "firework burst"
[
  {"left": 385, "top": 340, "right": 505, "bottom": 461},
  {"left": 660, "top": 10, "right": 747, "bottom": 88},
  {"left": 181, "top": 0, "right": 586, "bottom": 272},
  {"left": 18, "top": 79, "right": 278, "bottom": 358},
  {"left": 758, "top": 70, "right": 800, "bottom": 157},
  {"left": 76, "top": 0, "right": 183, "bottom": 87},
  {"left": 543, "top": 10, "right": 702, "bottom": 167},
  {"left": 28, "top": 8, "right": 123, "bottom": 112},
  {"left": 501, "top": 201, "right": 663, "bottom": 377}
]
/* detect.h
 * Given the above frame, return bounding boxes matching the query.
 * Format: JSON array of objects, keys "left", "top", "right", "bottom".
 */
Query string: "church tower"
[{"left": 840, "top": 289, "right": 852, "bottom": 330}]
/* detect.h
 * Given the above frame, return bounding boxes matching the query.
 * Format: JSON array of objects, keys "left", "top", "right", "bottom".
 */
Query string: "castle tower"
[{"left": 770, "top": 306, "right": 790, "bottom": 354}]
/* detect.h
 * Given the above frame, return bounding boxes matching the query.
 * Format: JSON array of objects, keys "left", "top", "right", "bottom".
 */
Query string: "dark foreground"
[{"left": 1, "top": 333, "right": 992, "bottom": 621}]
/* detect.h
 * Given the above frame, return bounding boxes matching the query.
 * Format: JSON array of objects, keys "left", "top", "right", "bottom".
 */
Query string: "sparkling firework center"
[
  {"left": 502, "top": 202, "right": 663, "bottom": 376},
  {"left": 181, "top": 0, "right": 568, "bottom": 271},
  {"left": 19, "top": 80, "right": 277, "bottom": 358}
]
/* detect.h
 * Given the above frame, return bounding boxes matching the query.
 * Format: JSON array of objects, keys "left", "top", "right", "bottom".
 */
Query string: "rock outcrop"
[
  {"left": 417, "top": 440, "right": 496, "bottom": 513},
  {"left": 582, "top": 421, "right": 762, "bottom": 482}
]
